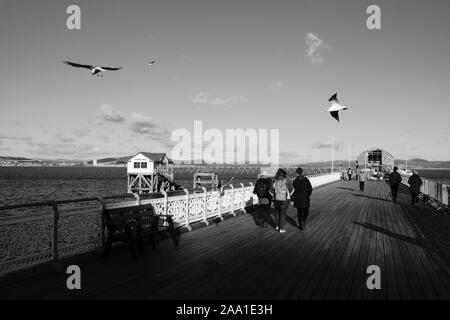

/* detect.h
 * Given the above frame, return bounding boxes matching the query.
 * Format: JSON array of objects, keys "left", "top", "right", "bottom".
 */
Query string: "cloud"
[
  {"left": 192, "top": 92, "right": 247, "bottom": 107},
  {"left": 71, "top": 128, "right": 90, "bottom": 137},
  {"left": 97, "top": 135, "right": 110, "bottom": 143},
  {"left": 192, "top": 92, "right": 209, "bottom": 105},
  {"left": 312, "top": 140, "right": 344, "bottom": 151},
  {"left": 53, "top": 133, "right": 75, "bottom": 143},
  {"left": 26, "top": 141, "right": 101, "bottom": 157},
  {"left": 305, "top": 33, "right": 329, "bottom": 64},
  {"left": 130, "top": 112, "right": 158, "bottom": 134},
  {"left": 210, "top": 96, "right": 247, "bottom": 107},
  {"left": 97, "top": 104, "right": 125, "bottom": 123},
  {"left": 269, "top": 81, "right": 285, "bottom": 90},
  {"left": 280, "top": 151, "right": 300, "bottom": 158},
  {"left": 0, "top": 134, "right": 32, "bottom": 143},
  {"left": 129, "top": 112, "right": 174, "bottom": 148}
]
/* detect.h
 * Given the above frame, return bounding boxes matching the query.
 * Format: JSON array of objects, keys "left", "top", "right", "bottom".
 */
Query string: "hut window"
[
  {"left": 134, "top": 162, "right": 140, "bottom": 168},
  {"left": 141, "top": 162, "right": 147, "bottom": 168}
]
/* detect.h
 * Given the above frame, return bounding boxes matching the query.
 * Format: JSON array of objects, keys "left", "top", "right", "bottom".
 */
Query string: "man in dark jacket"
[
  {"left": 390, "top": 167, "right": 403, "bottom": 203},
  {"left": 292, "top": 167, "right": 313, "bottom": 230},
  {"left": 407, "top": 171, "right": 422, "bottom": 205}
]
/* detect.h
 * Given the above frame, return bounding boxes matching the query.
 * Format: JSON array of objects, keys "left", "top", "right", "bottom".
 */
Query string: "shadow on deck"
[{"left": 1, "top": 180, "right": 449, "bottom": 300}]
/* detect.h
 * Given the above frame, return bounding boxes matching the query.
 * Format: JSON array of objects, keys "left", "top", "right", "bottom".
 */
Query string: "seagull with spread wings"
[
  {"left": 326, "top": 93, "right": 349, "bottom": 122},
  {"left": 148, "top": 60, "right": 156, "bottom": 66},
  {"left": 62, "top": 61, "right": 122, "bottom": 77}
]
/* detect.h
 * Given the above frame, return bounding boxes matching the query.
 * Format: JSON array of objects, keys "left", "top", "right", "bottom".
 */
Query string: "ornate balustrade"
[{"left": 0, "top": 172, "right": 340, "bottom": 277}]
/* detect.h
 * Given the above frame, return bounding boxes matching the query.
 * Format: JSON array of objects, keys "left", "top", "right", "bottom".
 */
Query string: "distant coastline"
[{"left": 2, "top": 155, "right": 450, "bottom": 169}]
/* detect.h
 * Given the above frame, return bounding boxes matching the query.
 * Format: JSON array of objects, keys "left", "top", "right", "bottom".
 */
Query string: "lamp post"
[{"left": 331, "top": 136, "right": 334, "bottom": 172}]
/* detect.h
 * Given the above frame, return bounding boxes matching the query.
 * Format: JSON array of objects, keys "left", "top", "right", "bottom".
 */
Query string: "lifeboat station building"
[{"left": 356, "top": 148, "right": 394, "bottom": 172}]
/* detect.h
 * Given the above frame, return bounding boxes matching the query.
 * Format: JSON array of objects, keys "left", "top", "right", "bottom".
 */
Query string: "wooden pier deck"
[{"left": 1, "top": 180, "right": 449, "bottom": 300}]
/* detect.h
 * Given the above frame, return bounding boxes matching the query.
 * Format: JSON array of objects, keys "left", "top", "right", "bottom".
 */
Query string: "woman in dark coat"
[
  {"left": 292, "top": 167, "right": 313, "bottom": 230},
  {"left": 407, "top": 171, "right": 422, "bottom": 205}
]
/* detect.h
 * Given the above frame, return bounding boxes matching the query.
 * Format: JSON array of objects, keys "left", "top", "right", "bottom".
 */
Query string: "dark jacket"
[
  {"left": 292, "top": 175, "right": 313, "bottom": 208},
  {"left": 408, "top": 174, "right": 422, "bottom": 193},
  {"left": 390, "top": 172, "right": 402, "bottom": 186},
  {"left": 253, "top": 177, "right": 273, "bottom": 200}
]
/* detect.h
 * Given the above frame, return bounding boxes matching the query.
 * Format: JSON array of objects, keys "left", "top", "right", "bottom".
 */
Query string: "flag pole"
[
  {"left": 348, "top": 143, "right": 351, "bottom": 168},
  {"left": 331, "top": 136, "right": 334, "bottom": 172}
]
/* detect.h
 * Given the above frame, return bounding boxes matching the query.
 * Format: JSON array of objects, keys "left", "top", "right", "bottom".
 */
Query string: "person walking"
[
  {"left": 291, "top": 168, "right": 313, "bottom": 230},
  {"left": 407, "top": 170, "right": 422, "bottom": 205},
  {"left": 390, "top": 166, "right": 403, "bottom": 203},
  {"left": 359, "top": 169, "right": 367, "bottom": 191},
  {"left": 270, "top": 168, "right": 292, "bottom": 233},
  {"left": 253, "top": 173, "right": 272, "bottom": 226},
  {"left": 347, "top": 168, "right": 353, "bottom": 181},
  {"left": 355, "top": 160, "right": 359, "bottom": 181}
]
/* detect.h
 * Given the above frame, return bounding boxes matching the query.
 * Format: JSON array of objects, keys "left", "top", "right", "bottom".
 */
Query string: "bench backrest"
[{"left": 102, "top": 204, "right": 156, "bottom": 231}]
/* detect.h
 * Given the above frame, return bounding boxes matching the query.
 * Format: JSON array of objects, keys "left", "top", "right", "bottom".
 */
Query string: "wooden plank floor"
[{"left": 1, "top": 180, "right": 449, "bottom": 300}]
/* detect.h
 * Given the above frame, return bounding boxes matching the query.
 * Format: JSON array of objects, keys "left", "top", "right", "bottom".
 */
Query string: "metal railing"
[
  {"left": 400, "top": 175, "right": 449, "bottom": 207},
  {"left": 0, "top": 172, "right": 340, "bottom": 277}
]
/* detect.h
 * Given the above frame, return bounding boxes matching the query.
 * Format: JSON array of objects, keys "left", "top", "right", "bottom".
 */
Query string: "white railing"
[
  {"left": 0, "top": 173, "right": 340, "bottom": 277},
  {"left": 400, "top": 175, "right": 449, "bottom": 206}
]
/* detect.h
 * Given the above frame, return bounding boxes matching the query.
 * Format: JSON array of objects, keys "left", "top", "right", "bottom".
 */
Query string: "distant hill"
[
  {"left": 394, "top": 159, "right": 450, "bottom": 168},
  {"left": 294, "top": 160, "right": 356, "bottom": 168},
  {"left": 291, "top": 159, "right": 450, "bottom": 169},
  {"left": 0, "top": 156, "right": 32, "bottom": 161},
  {"left": 87, "top": 155, "right": 132, "bottom": 165}
]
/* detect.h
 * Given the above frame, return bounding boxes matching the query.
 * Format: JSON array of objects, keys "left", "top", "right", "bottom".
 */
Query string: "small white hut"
[{"left": 127, "top": 152, "right": 174, "bottom": 194}]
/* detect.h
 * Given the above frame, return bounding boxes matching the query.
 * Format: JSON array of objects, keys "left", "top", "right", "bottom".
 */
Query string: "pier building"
[{"left": 356, "top": 148, "right": 395, "bottom": 172}]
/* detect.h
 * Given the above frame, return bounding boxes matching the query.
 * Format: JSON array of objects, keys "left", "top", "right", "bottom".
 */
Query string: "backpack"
[
  {"left": 255, "top": 179, "right": 269, "bottom": 198},
  {"left": 273, "top": 179, "right": 289, "bottom": 201}
]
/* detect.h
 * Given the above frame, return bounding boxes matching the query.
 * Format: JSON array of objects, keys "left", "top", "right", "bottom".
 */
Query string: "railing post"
[
  {"left": 230, "top": 185, "right": 236, "bottom": 216},
  {"left": 240, "top": 183, "right": 245, "bottom": 213},
  {"left": 218, "top": 187, "right": 224, "bottom": 221},
  {"left": 49, "top": 200, "right": 62, "bottom": 272},
  {"left": 201, "top": 187, "right": 209, "bottom": 225},
  {"left": 248, "top": 182, "right": 254, "bottom": 207},
  {"left": 442, "top": 185, "right": 449, "bottom": 206},
  {"left": 133, "top": 192, "right": 141, "bottom": 205},
  {"left": 98, "top": 197, "right": 106, "bottom": 248},
  {"left": 162, "top": 191, "right": 168, "bottom": 215},
  {"left": 183, "top": 188, "right": 192, "bottom": 231}
]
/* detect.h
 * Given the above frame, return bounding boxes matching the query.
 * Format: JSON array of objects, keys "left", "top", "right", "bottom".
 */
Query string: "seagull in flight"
[
  {"left": 148, "top": 60, "right": 156, "bottom": 66},
  {"left": 62, "top": 61, "right": 122, "bottom": 77},
  {"left": 326, "top": 93, "right": 348, "bottom": 122}
]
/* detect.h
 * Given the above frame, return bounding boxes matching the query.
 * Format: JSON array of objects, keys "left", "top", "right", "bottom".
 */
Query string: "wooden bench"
[{"left": 101, "top": 203, "right": 179, "bottom": 261}]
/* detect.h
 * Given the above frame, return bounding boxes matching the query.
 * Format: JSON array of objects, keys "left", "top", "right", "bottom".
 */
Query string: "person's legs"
[
  {"left": 348, "top": 174, "right": 352, "bottom": 181},
  {"left": 391, "top": 184, "right": 399, "bottom": 202},
  {"left": 279, "top": 201, "right": 288, "bottom": 232},
  {"left": 302, "top": 207, "right": 310, "bottom": 226},
  {"left": 296, "top": 208, "right": 303, "bottom": 229},
  {"left": 391, "top": 184, "right": 398, "bottom": 202},
  {"left": 257, "top": 204, "right": 264, "bottom": 223},
  {"left": 274, "top": 201, "right": 281, "bottom": 230},
  {"left": 261, "top": 204, "right": 270, "bottom": 225}
]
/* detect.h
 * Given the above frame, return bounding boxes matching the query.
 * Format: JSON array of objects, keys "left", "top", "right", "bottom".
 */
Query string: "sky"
[{"left": 0, "top": 0, "right": 449, "bottom": 163}]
